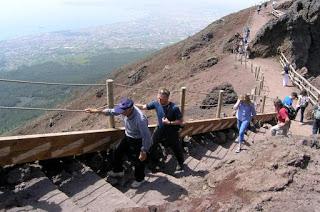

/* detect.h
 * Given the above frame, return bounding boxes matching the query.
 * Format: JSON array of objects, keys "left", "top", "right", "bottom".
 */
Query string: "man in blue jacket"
[{"left": 85, "top": 98, "right": 152, "bottom": 188}]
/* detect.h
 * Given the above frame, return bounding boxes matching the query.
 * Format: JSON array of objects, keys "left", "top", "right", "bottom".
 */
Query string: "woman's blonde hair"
[{"left": 240, "top": 94, "right": 252, "bottom": 104}]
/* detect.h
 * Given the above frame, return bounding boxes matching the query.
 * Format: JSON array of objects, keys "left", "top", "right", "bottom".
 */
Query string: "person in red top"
[{"left": 271, "top": 99, "right": 291, "bottom": 136}]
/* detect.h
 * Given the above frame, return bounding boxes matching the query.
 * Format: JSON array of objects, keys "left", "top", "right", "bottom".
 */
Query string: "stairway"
[{"left": 1, "top": 128, "right": 261, "bottom": 212}]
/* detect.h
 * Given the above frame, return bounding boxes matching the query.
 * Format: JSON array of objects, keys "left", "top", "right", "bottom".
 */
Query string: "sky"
[{"left": 0, "top": 0, "right": 261, "bottom": 41}]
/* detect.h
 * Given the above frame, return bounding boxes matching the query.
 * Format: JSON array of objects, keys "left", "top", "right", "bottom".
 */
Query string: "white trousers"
[
  {"left": 271, "top": 123, "right": 290, "bottom": 136},
  {"left": 283, "top": 74, "right": 289, "bottom": 86}
]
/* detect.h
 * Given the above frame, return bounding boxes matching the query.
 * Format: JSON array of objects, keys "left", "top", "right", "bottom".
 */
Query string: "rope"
[
  {"left": 0, "top": 106, "right": 85, "bottom": 112},
  {"left": 114, "top": 82, "right": 213, "bottom": 95},
  {"left": 0, "top": 78, "right": 105, "bottom": 86},
  {"left": 113, "top": 83, "right": 158, "bottom": 92},
  {"left": 0, "top": 77, "right": 222, "bottom": 97}
]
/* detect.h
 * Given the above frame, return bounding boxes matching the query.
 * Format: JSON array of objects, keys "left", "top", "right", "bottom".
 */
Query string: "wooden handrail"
[
  {"left": 279, "top": 51, "right": 320, "bottom": 105},
  {"left": 0, "top": 113, "right": 276, "bottom": 166}
]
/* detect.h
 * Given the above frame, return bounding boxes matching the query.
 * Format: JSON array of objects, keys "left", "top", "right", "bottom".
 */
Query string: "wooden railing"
[
  {"left": 0, "top": 113, "right": 276, "bottom": 166},
  {"left": 279, "top": 52, "right": 320, "bottom": 105},
  {"left": 271, "top": 9, "right": 285, "bottom": 18}
]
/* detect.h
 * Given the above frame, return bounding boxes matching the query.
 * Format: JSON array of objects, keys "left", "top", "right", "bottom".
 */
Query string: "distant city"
[
  {"left": 0, "top": 0, "right": 260, "bottom": 72},
  {"left": 0, "top": 15, "right": 215, "bottom": 71}
]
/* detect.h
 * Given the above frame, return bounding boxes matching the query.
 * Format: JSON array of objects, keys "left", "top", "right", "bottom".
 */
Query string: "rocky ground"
[{"left": 118, "top": 134, "right": 320, "bottom": 212}]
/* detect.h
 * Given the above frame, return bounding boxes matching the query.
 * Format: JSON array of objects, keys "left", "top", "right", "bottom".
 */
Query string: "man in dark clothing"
[
  {"left": 137, "top": 88, "right": 185, "bottom": 172},
  {"left": 85, "top": 98, "right": 152, "bottom": 188}
]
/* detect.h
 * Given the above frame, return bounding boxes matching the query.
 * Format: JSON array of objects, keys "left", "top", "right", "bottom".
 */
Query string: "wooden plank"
[{"left": 0, "top": 113, "right": 276, "bottom": 166}]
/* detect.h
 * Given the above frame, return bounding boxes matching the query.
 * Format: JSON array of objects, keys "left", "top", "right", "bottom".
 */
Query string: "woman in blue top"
[{"left": 233, "top": 94, "right": 256, "bottom": 153}]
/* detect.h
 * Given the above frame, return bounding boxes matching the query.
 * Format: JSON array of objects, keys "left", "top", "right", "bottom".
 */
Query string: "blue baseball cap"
[{"left": 114, "top": 98, "right": 134, "bottom": 114}]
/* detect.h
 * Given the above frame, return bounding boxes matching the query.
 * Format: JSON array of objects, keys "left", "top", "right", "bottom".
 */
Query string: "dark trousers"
[
  {"left": 313, "top": 119, "right": 320, "bottom": 135},
  {"left": 150, "top": 127, "right": 184, "bottom": 166},
  {"left": 296, "top": 106, "right": 306, "bottom": 122},
  {"left": 112, "top": 136, "right": 145, "bottom": 181}
]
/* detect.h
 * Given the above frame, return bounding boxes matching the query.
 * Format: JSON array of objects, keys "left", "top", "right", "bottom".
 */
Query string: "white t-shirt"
[{"left": 297, "top": 95, "right": 309, "bottom": 107}]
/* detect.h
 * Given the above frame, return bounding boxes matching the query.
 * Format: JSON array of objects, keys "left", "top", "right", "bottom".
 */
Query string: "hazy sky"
[{"left": 0, "top": 0, "right": 261, "bottom": 40}]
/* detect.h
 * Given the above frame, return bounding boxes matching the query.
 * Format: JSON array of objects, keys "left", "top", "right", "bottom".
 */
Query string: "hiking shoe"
[
  {"left": 107, "top": 170, "right": 124, "bottom": 177},
  {"left": 235, "top": 137, "right": 239, "bottom": 143},
  {"left": 235, "top": 144, "right": 241, "bottom": 153},
  {"left": 175, "top": 164, "right": 185, "bottom": 173},
  {"left": 131, "top": 180, "right": 145, "bottom": 188}
]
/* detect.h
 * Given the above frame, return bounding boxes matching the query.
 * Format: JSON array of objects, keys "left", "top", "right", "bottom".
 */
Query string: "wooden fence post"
[
  {"left": 240, "top": 54, "right": 243, "bottom": 65},
  {"left": 261, "top": 95, "right": 266, "bottom": 113},
  {"left": 256, "top": 67, "right": 261, "bottom": 80},
  {"left": 258, "top": 80, "right": 263, "bottom": 95},
  {"left": 253, "top": 87, "right": 257, "bottom": 102},
  {"left": 251, "top": 88, "right": 255, "bottom": 101},
  {"left": 251, "top": 63, "right": 253, "bottom": 73},
  {"left": 180, "top": 87, "right": 186, "bottom": 117},
  {"left": 216, "top": 90, "right": 224, "bottom": 118},
  {"left": 245, "top": 56, "right": 247, "bottom": 69},
  {"left": 106, "top": 79, "right": 115, "bottom": 128},
  {"left": 254, "top": 67, "right": 258, "bottom": 79}
]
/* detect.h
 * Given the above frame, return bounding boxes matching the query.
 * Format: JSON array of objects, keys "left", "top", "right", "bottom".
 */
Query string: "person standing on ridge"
[
  {"left": 85, "top": 98, "right": 152, "bottom": 188},
  {"left": 137, "top": 88, "right": 185, "bottom": 172},
  {"left": 233, "top": 94, "right": 256, "bottom": 153},
  {"left": 272, "top": 0, "right": 277, "bottom": 9},
  {"left": 257, "top": 4, "right": 262, "bottom": 14}
]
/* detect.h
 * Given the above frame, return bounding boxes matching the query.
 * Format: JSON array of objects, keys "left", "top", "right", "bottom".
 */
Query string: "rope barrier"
[
  {"left": 0, "top": 103, "right": 237, "bottom": 113},
  {"left": 0, "top": 77, "right": 215, "bottom": 96},
  {"left": 0, "top": 106, "right": 85, "bottom": 112},
  {"left": 0, "top": 78, "right": 105, "bottom": 86},
  {"left": 0, "top": 76, "right": 233, "bottom": 99}
]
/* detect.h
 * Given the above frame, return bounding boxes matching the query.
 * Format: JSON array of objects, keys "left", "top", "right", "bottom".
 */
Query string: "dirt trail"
[{"left": 246, "top": 1, "right": 313, "bottom": 138}]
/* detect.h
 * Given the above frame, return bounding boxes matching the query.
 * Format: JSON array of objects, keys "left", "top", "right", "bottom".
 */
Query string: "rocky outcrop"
[
  {"left": 250, "top": 0, "right": 320, "bottom": 74},
  {"left": 223, "top": 33, "right": 243, "bottom": 53},
  {"left": 181, "top": 32, "right": 214, "bottom": 58},
  {"left": 191, "top": 56, "right": 219, "bottom": 72},
  {"left": 127, "top": 65, "right": 147, "bottom": 85},
  {"left": 201, "top": 83, "right": 237, "bottom": 109}
]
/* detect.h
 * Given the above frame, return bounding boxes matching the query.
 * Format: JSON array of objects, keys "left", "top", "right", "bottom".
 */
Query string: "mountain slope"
[{"left": 8, "top": 6, "right": 258, "bottom": 136}]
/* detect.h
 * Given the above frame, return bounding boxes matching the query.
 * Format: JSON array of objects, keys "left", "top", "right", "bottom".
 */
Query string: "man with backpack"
[
  {"left": 271, "top": 99, "right": 291, "bottom": 136},
  {"left": 283, "top": 92, "right": 298, "bottom": 106},
  {"left": 137, "top": 88, "right": 185, "bottom": 172}
]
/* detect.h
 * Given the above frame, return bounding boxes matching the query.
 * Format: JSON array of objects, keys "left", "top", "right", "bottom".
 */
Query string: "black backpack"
[{"left": 283, "top": 105, "right": 297, "bottom": 120}]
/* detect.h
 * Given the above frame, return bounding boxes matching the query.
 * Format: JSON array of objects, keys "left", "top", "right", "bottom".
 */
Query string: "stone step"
[
  {"left": 125, "top": 160, "right": 208, "bottom": 207},
  {"left": 121, "top": 140, "right": 237, "bottom": 207},
  {"left": 188, "top": 135, "right": 237, "bottom": 170},
  {"left": 0, "top": 168, "right": 82, "bottom": 212},
  {"left": 52, "top": 160, "right": 138, "bottom": 212}
]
